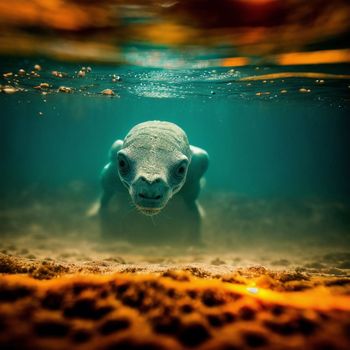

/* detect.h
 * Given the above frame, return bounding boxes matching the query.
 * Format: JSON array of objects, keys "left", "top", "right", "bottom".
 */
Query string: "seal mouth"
[{"left": 136, "top": 206, "right": 162, "bottom": 216}]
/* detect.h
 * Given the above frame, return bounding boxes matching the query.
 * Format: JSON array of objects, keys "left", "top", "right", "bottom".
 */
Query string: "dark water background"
[{"left": 1, "top": 57, "right": 350, "bottom": 247}]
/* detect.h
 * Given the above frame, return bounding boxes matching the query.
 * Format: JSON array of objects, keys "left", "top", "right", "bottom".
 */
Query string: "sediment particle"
[
  {"left": 112, "top": 74, "right": 121, "bottom": 82},
  {"left": 2, "top": 86, "right": 17, "bottom": 94},
  {"left": 38, "top": 82, "right": 50, "bottom": 89},
  {"left": 52, "top": 71, "right": 66, "bottom": 78},
  {"left": 78, "top": 70, "right": 86, "bottom": 77},
  {"left": 58, "top": 86, "right": 72, "bottom": 93},
  {"left": 101, "top": 88, "right": 115, "bottom": 96}
]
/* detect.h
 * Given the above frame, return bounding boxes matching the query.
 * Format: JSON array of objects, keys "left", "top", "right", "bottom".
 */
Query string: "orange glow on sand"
[
  {"left": 2, "top": 273, "right": 350, "bottom": 313},
  {"left": 1, "top": 272, "right": 350, "bottom": 349}
]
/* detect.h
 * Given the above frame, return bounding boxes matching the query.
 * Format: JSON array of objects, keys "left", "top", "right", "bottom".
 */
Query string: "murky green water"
[{"left": 1, "top": 57, "right": 350, "bottom": 248}]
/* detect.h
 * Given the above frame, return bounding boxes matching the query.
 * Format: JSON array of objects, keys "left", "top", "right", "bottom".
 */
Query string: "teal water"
[{"left": 1, "top": 58, "right": 350, "bottom": 246}]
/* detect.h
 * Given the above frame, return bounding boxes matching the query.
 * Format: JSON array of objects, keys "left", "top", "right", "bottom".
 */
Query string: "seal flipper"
[
  {"left": 180, "top": 145, "right": 209, "bottom": 202},
  {"left": 99, "top": 139, "right": 124, "bottom": 210},
  {"left": 178, "top": 145, "right": 209, "bottom": 245},
  {"left": 109, "top": 139, "right": 124, "bottom": 164},
  {"left": 98, "top": 140, "right": 126, "bottom": 238}
]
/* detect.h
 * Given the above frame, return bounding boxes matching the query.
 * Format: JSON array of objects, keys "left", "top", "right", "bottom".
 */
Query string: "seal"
[{"left": 99, "top": 121, "right": 209, "bottom": 244}]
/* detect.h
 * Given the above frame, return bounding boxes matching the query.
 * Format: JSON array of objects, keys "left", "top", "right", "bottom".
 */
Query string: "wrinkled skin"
[{"left": 99, "top": 121, "right": 209, "bottom": 244}]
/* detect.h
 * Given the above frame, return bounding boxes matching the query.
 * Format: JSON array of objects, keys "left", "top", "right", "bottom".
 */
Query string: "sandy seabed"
[
  {"left": 1, "top": 190, "right": 350, "bottom": 349},
  {"left": 1, "top": 241, "right": 350, "bottom": 350}
]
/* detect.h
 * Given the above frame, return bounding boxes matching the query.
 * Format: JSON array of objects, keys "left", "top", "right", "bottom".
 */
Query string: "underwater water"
[{"left": 1, "top": 57, "right": 350, "bottom": 250}]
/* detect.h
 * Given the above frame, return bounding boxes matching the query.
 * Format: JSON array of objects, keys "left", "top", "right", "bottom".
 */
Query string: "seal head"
[{"left": 117, "top": 121, "right": 192, "bottom": 216}]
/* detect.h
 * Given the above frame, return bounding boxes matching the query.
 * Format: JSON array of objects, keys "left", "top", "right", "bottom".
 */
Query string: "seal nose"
[
  {"left": 139, "top": 176, "right": 161, "bottom": 184},
  {"left": 135, "top": 175, "right": 166, "bottom": 201}
]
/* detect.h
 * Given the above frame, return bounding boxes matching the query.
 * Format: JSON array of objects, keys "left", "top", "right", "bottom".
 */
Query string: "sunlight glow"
[
  {"left": 276, "top": 49, "right": 350, "bottom": 66},
  {"left": 246, "top": 286, "right": 259, "bottom": 294}
]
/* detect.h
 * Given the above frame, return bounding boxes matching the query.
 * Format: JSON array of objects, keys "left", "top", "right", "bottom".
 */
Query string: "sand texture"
[
  {"left": 1, "top": 271, "right": 350, "bottom": 350},
  {"left": 1, "top": 190, "right": 350, "bottom": 349}
]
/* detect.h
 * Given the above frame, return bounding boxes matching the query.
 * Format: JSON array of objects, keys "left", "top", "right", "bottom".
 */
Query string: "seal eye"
[
  {"left": 174, "top": 161, "right": 188, "bottom": 179},
  {"left": 178, "top": 166, "right": 185, "bottom": 175},
  {"left": 117, "top": 154, "right": 130, "bottom": 176}
]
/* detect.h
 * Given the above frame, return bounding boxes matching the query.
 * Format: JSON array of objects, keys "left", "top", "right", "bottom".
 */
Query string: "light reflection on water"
[{"left": 1, "top": 58, "right": 350, "bottom": 105}]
